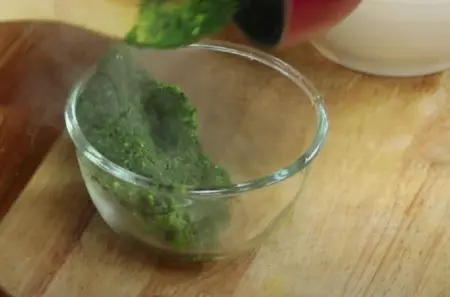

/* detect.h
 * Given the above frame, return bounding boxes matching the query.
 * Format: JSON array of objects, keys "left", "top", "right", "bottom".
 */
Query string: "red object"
[
  {"left": 283, "top": 0, "right": 361, "bottom": 46},
  {"left": 234, "top": 0, "right": 362, "bottom": 48}
]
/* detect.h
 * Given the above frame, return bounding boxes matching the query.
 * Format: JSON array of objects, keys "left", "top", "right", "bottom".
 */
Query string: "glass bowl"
[{"left": 65, "top": 40, "right": 328, "bottom": 261}]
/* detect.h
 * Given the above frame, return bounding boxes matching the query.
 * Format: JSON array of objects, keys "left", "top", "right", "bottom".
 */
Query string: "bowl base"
[
  {"left": 312, "top": 42, "right": 450, "bottom": 78},
  {"left": 85, "top": 175, "right": 259, "bottom": 262}
]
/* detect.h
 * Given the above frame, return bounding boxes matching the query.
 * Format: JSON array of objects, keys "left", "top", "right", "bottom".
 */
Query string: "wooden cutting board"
[{"left": 2, "top": 26, "right": 450, "bottom": 297}]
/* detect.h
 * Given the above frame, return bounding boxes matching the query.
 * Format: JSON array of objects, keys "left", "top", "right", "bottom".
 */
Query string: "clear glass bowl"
[{"left": 65, "top": 40, "right": 328, "bottom": 261}]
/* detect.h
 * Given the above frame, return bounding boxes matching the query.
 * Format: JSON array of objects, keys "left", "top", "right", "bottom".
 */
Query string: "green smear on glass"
[
  {"left": 76, "top": 45, "right": 231, "bottom": 256},
  {"left": 126, "top": 0, "right": 237, "bottom": 48}
]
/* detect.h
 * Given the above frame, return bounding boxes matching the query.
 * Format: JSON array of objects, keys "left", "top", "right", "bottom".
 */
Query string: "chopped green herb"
[
  {"left": 76, "top": 45, "right": 231, "bottom": 255},
  {"left": 126, "top": 0, "right": 237, "bottom": 48}
]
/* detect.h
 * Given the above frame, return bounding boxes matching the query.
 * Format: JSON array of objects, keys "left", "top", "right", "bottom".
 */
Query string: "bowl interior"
[{"left": 128, "top": 43, "right": 322, "bottom": 185}]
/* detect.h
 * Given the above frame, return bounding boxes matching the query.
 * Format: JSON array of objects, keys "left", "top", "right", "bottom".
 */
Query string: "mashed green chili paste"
[
  {"left": 76, "top": 45, "right": 231, "bottom": 254},
  {"left": 126, "top": 0, "right": 237, "bottom": 48}
]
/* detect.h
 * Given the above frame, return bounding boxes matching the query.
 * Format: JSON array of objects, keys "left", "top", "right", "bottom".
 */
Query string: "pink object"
[{"left": 284, "top": 0, "right": 361, "bottom": 46}]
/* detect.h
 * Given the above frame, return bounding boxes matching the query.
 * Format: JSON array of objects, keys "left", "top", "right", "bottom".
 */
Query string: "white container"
[{"left": 311, "top": 0, "right": 450, "bottom": 77}]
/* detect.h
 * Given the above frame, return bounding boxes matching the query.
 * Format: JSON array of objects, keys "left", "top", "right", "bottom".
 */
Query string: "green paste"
[
  {"left": 76, "top": 45, "right": 231, "bottom": 254},
  {"left": 126, "top": 0, "right": 237, "bottom": 48}
]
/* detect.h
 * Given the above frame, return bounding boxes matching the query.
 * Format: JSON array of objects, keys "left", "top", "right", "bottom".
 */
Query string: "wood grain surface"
[
  {"left": 2, "top": 22, "right": 450, "bottom": 297},
  {"left": 0, "top": 23, "right": 111, "bottom": 220}
]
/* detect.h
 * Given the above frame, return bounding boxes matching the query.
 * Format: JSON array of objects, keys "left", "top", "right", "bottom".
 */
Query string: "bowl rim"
[{"left": 65, "top": 40, "right": 329, "bottom": 199}]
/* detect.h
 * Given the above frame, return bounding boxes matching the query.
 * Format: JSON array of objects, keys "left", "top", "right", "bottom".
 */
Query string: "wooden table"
[{"left": 1, "top": 23, "right": 450, "bottom": 297}]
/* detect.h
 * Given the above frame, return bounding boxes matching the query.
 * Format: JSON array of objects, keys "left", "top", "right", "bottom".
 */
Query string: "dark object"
[
  {"left": 234, "top": 0, "right": 284, "bottom": 47},
  {"left": 234, "top": 0, "right": 362, "bottom": 47}
]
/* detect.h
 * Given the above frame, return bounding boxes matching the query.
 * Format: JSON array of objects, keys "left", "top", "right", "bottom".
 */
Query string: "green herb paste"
[
  {"left": 126, "top": 0, "right": 237, "bottom": 48},
  {"left": 76, "top": 45, "right": 231, "bottom": 254}
]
